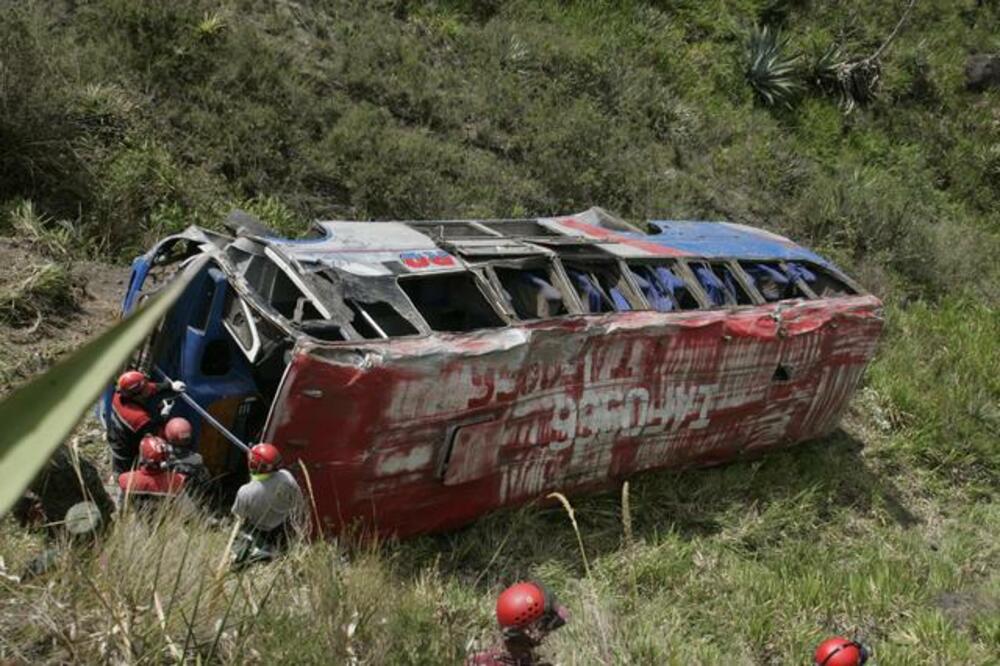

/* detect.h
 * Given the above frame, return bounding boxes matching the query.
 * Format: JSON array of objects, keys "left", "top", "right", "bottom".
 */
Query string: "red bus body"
[{"left": 268, "top": 295, "right": 882, "bottom": 537}]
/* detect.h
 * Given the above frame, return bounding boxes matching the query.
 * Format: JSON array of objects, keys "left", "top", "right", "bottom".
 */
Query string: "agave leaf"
[
  {"left": 746, "top": 24, "right": 803, "bottom": 109},
  {"left": 0, "top": 256, "right": 207, "bottom": 515}
]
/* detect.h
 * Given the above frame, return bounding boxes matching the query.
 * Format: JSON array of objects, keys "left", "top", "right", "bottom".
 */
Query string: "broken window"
[
  {"left": 792, "top": 262, "right": 857, "bottom": 298},
  {"left": 627, "top": 264, "right": 700, "bottom": 311},
  {"left": 191, "top": 269, "right": 221, "bottom": 332},
  {"left": 223, "top": 290, "right": 261, "bottom": 360},
  {"left": 400, "top": 272, "right": 505, "bottom": 333},
  {"left": 241, "top": 255, "right": 319, "bottom": 321},
  {"left": 269, "top": 270, "right": 306, "bottom": 319},
  {"left": 493, "top": 267, "right": 568, "bottom": 320},
  {"left": 740, "top": 262, "right": 809, "bottom": 302},
  {"left": 691, "top": 262, "right": 754, "bottom": 307},
  {"left": 564, "top": 263, "right": 635, "bottom": 313},
  {"left": 344, "top": 300, "right": 419, "bottom": 339}
]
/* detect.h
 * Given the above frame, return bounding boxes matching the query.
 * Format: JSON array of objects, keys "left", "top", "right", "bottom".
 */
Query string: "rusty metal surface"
[{"left": 264, "top": 294, "right": 883, "bottom": 538}]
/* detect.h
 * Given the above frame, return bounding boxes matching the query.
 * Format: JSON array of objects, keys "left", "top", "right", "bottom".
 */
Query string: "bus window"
[
  {"left": 494, "top": 267, "right": 568, "bottom": 320},
  {"left": 627, "top": 264, "right": 700, "bottom": 311},
  {"left": 400, "top": 273, "right": 505, "bottom": 333}
]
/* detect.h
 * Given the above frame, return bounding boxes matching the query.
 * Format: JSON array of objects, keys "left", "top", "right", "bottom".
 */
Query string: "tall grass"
[
  {"left": 865, "top": 300, "right": 1000, "bottom": 488},
  {"left": 1, "top": 502, "right": 474, "bottom": 664}
]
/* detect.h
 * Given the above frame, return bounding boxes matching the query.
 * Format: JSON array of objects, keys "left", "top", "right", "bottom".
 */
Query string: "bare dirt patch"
[{"left": 0, "top": 237, "right": 129, "bottom": 395}]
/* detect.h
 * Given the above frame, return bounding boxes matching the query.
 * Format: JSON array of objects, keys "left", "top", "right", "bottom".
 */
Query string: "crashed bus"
[{"left": 101, "top": 208, "right": 883, "bottom": 538}]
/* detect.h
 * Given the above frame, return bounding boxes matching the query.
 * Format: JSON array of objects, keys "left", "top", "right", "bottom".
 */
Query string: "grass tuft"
[
  {"left": 0, "top": 262, "right": 80, "bottom": 328},
  {"left": 7, "top": 201, "right": 83, "bottom": 259}
]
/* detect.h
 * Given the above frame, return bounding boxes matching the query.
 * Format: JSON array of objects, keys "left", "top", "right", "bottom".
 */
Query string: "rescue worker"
[
  {"left": 467, "top": 581, "right": 569, "bottom": 666},
  {"left": 230, "top": 443, "right": 304, "bottom": 569},
  {"left": 12, "top": 446, "right": 114, "bottom": 580},
  {"left": 162, "top": 417, "right": 210, "bottom": 497},
  {"left": 118, "top": 435, "right": 187, "bottom": 507},
  {"left": 813, "top": 636, "right": 870, "bottom": 666},
  {"left": 107, "top": 369, "right": 186, "bottom": 475}
]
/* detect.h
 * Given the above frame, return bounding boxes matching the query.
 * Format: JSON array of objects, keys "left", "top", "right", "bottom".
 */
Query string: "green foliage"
[
  {"left": 0, "top": 2, "right": 998, "bottom": 662},
  {"left": 0, "top": 0, "right": 997, "bottom": 306},
  {"left": 746, "top": 25, "right": 803, "bottom": 108},
  {"left": 6, "top": 201, "right": 84, "bottom": 259}
]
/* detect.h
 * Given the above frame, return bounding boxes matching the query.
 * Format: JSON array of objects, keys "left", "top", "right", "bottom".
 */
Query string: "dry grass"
[{"left": 0, "top": 262, "right": 80, "bottom": 329}]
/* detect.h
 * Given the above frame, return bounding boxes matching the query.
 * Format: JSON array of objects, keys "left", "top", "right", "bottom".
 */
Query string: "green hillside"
[{"left": 1, "top": 1, "right": 998, "bottom": 663}]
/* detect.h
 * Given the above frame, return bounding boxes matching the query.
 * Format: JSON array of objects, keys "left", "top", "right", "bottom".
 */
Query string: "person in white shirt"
[{"left": 230, "top": 442, "right": 304, "bottom": 567}]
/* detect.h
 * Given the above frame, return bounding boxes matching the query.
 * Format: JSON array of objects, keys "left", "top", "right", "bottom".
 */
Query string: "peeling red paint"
[
  {"left": 554, "top": 217, "right": 690, "bottom": 256},
  {"left": 264, "top": 295, "right": 883, "bottom": 538}
]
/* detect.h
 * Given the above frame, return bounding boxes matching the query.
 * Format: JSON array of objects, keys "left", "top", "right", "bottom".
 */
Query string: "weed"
[{"left": 7, "top": 201, "right": 82, "bottom": 259}]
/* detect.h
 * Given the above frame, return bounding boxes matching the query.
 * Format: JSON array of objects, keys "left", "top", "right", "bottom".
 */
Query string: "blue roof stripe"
[{"left": 626, "top": 221, "right": 832, "bottom": 266}]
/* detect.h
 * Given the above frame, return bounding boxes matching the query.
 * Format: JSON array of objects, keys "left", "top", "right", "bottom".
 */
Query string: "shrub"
[{"left": 745, "top": 25, "right": 803, "bottom": 108}]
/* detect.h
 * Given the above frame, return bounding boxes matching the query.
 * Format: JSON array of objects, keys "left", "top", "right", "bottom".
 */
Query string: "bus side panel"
[{"left": 265, "top": 295, "right": 883, "bottom": 538}]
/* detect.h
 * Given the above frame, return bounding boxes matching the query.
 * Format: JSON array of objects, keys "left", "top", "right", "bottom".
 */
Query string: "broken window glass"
[
  {"left": 400, "top": 272, "right": 505, "bottom": 333},
  {"left": 494, "top": 267, "right": 568, "bottom": 320},
  {"left": 740, "top": 262, "right": 809, "bottom": 302},
  {"left": 564, "top": 263, "right": 634, "bottom": 313},
  {"left": 242, "top": 255, "right": 270, "bottom": 293},
  {"left": 627, "top": 264, "right": 700, "bottom": 312},
  {"left": 692, "top": 262, "right": 753, "bottom": 307}
]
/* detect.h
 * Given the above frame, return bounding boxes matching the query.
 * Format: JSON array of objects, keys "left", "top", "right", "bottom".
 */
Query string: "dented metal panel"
[
  {"left": 263, "top": 295, "right": 883, "bottom": 538},
  {"left": 110, "top": 208, "right": 884, "bottom": 538}
]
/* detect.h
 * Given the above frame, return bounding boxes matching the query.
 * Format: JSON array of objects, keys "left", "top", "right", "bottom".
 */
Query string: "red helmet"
[
  {"left": 814, "top": 636, "right": 869, "bottom": 666},
  {"left": 164, "top": 417, "right": 193, "bottom": 447},
  {"left": 117, "top": 370, "right": 147, "bottom": 397},
  {"left": 496, "top": 582, "right": 546, "bottom": 629},
  {"left": 139, "top": 435, "right": 170, "bottom": 468},
  {"left": 248, "top": 443, "right": 282, "bottom": 474}
]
